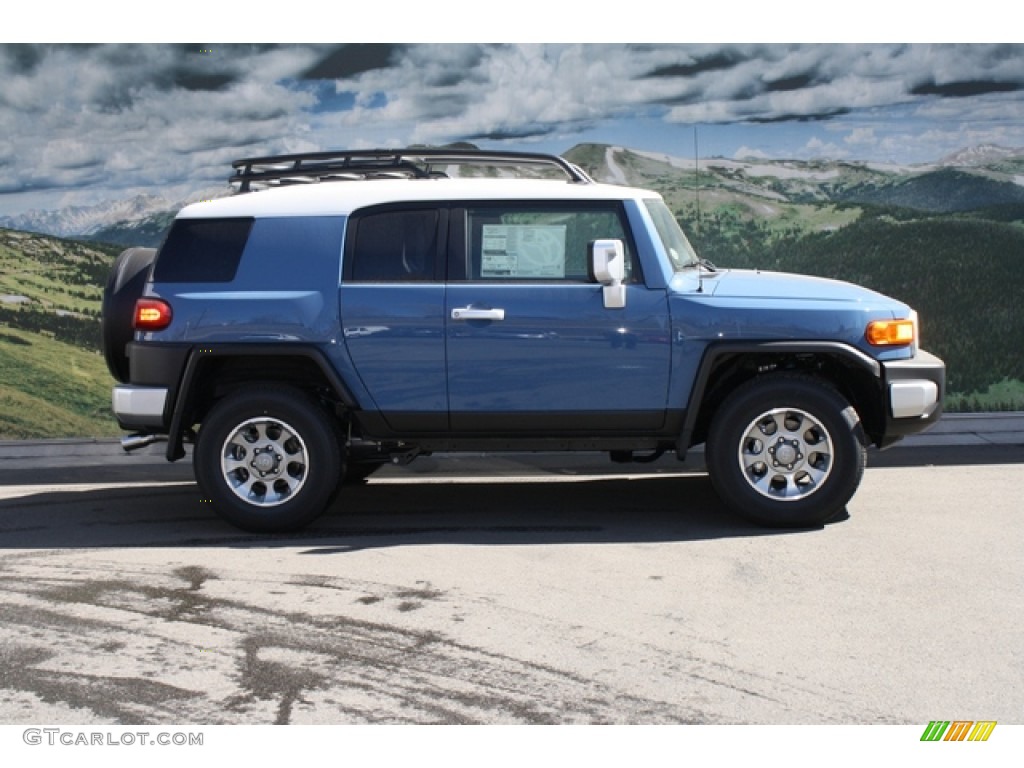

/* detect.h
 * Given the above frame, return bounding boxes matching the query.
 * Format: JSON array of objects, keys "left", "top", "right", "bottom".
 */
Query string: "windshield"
[{"left": 643, "top": 199, "right": 699, "bottom": 271}]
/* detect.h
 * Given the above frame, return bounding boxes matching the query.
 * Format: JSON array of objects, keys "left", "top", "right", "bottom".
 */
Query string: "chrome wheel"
[
  {"left": 195, "top": 385, "right": 341, "bottom": 532},
  {"left": 219, "top": 417, "right": 309, "bottom": 507},
  {"left": 706, "top": 374, "right": 866, "bottom": 527},
  {"left": 738, "top": 407, "right": 833, "bottom": 501}
]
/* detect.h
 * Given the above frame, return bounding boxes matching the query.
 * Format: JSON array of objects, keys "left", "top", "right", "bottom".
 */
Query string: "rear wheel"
[
  {"left": 194, "top": 386, "right": 342, "bottom": 532},
  {"left": 706, "top": 375, "right": 866, "bottom": 527}
]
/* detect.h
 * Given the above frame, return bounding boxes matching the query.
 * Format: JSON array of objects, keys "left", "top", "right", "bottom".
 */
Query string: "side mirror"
[{"left": 589, "top": 239, "right": 626, "bottom": 309}]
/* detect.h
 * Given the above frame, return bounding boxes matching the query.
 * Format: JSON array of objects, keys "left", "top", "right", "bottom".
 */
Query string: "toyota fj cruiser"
[{"left": 102, "top": 149, "right": 945, "bottom": 532}]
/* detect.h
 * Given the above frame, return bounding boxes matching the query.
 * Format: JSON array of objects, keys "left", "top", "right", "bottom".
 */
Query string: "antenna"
[
  {"left": 694, "top": 125, "right": 704, "bottom": 293},
  {"left": 694, "top": 125, "right": 700, "bottom": 235}
]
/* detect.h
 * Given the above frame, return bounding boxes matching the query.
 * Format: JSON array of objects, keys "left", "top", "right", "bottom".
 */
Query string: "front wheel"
[
  {"left": 194, "top": 386, "right": 342, "bottom": 532},
  {"left": 705, "top": 376, "right": 866, "bottom": 527}
]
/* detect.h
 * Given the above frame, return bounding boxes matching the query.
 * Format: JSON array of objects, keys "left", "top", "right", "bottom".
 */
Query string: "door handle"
[{"left": 451, "top": 307, "right": 505, "bottom": 321}]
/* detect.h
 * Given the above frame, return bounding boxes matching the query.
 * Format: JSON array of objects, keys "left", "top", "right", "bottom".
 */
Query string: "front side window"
[
  {"left": 461, "top": 203, "right": 635, "bottom": 282},
  {"left": 643, "top": 198, "right": 699, "bottom": 271}
]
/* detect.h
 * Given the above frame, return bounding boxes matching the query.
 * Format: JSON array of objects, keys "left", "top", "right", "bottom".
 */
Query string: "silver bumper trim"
[
  {"left": 890, "top": 380, "right": 939, "bottom": 419},
  {"left": 112, "top": 385, "right": 168, "bottom": 427}
]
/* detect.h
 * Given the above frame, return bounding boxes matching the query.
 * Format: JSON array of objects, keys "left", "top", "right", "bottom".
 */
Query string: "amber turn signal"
[
  {"left": 134, "top": 298, "right": 173, "bottom": 331},
  {"left": 865, "top": 318, "right": 915, "bottom": 346}
]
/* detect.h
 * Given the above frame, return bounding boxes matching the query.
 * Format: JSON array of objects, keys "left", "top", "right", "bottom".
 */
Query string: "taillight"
[{"left": 134, "top": 298, "right": 173, "bottom": 331}]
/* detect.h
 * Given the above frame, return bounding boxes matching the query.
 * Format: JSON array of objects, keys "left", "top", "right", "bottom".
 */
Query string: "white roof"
[{"left": 177, "top": 178, "right": 659, "bottom": 219}]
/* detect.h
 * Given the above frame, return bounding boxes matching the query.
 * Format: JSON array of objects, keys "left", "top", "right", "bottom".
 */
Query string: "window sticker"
[{"left": 480, "top": 224, "right": 566, "bottom": 278}]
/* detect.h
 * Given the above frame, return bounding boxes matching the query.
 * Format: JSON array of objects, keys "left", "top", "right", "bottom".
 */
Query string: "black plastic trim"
[
  {"left": 164, "top": 344, "right": 359, "bottom": 461},
  {"left": 878, "top": 349, "right": 946, "bottom": 447},
  {"left": 127, "top": 342, "right": 191, "bottom": 389},
  {"left": 449, "top": 410, "right": 670, "bottom": 434},
  {"left": 677, "top": 340, "right": 883, "bottom": 452},
  {"left": 354, "top": 409, "right": 684, "bottom": 444}
]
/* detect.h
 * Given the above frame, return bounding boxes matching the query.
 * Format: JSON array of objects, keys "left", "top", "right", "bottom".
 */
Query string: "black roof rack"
[{"left": 229, "top": 148, "right": 592, "bottom": 192}]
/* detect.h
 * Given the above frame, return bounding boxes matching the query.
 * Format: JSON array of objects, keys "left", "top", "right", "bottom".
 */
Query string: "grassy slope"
[
  {"left": 1, "top": 229, "right": 120, "bottom": 438},
  {"left": 677, "top": 207, "right": 1024, "bottom": 405},
  {"left": 0, "top": 327, "right": 119, "bottom": 438}
]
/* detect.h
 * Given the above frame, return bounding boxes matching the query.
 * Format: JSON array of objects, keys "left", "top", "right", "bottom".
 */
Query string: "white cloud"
[
  {"left": 844, "top": 128, "right": 879, "bottom": 148},
  {"left": 328, "top": 45, "right": 658, "bottom": 144},
  {"left": 0, "top": 45, "right": 323, "bottom": 199},
  {"left": 801, "top": 137, "right": 848, "bottom": 160},
  {"left": 1, "top": 43, "right": 1023, "bottom": 216},
  {"left": 733, "top": 146, "right": 772, "bottom": 160}
]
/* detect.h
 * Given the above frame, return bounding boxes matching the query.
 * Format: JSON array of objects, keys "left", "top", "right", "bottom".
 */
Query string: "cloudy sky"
[{"left": 1, "top": 39, "right": 1022, "bottom": 216}]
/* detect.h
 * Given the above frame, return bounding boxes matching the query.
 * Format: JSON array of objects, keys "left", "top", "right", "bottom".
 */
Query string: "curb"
[
  {"left": 0, "top": 438, "right": 150, "bottom": 459},
  {"left": 898, "top": 412, "right": 1024, "bottom": 447}
]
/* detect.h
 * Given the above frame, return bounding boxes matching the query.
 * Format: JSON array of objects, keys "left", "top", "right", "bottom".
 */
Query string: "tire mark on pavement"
[
  {"left": 0, "top": 559, "right": 702, "bottom": 724},
  {"left": 0, "top": 643, "right": 198, "bottom": 722}
]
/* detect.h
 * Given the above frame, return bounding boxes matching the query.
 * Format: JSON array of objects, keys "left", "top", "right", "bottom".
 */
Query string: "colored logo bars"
[{"left": 921, "top": 721, "right": 997, "bottom": 742}]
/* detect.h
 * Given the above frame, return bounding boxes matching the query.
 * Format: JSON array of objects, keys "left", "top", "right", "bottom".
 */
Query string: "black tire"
[
  {"left": 705, "top": 375, "right": 866, "bottom": 528},
  {"left": 101, "top": 247, "right": 157, "bottom": 383},
  {"left": 194, "top": 385, "right": 342, "bottom": 532}
]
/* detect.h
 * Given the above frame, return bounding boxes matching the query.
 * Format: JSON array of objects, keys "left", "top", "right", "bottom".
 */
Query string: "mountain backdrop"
[{"left": 1, "top": 142, "right": 1023, "bottom": 437}]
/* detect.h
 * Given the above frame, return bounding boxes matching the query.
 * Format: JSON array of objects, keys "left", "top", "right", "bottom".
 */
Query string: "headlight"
[{"left": 865, "top": 317, "right": 915, "bottom": 346}]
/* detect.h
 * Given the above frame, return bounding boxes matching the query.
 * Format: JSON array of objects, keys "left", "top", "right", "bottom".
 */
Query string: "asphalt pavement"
[{"left": 0, "top": 413, "right": 1022, "bottom": 481}]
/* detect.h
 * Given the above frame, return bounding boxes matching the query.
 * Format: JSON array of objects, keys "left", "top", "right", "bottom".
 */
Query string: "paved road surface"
[{"left": 0, "top": 443, "right": 1021, "bottom": 725}]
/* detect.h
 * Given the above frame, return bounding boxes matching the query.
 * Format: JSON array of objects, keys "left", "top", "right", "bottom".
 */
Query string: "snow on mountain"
[
  {"left": 939, "top": 144, "right": 1017, "bottom": 167},
  {"left": 0, "top": 187, "right": 227, "bottom": 239},
  {"left": 630, "top": 147, "right": 840, "bottom": 181}
]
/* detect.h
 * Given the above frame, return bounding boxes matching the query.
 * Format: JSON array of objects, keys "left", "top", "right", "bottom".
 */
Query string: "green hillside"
[
  {"left": 836, "top": 169, "right": 1024, "bottom": 212},
  {"left": 0, "top": 228, "right": 120, "bottom": 438},
  {"left": 674, "top": 203, "right": 1024, "bottom": 408},
  {"left": 0, "top": 326, "right": 118, "bottom": 438}
]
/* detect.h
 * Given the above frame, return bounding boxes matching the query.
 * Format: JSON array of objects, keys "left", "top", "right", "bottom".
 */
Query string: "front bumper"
[{"left": 878, "top": 349, "right": 946, "bottom": 447}]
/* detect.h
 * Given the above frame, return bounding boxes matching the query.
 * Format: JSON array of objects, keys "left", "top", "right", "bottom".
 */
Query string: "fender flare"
[
  {"left": 164, "top": 344, "right": 360, "bottom": 461},
  {"left": 677, "top": 340, "right": 882, "bottom": 454}
]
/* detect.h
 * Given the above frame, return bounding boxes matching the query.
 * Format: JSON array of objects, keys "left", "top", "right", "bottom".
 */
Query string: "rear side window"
[
  {"left": 152, "top": 218, "right": 253, "bottom": 283},
  {"left": 346, "top": 208, "right": 440, "bottom": 282},
  {"left": 235, "top": 217, "right": 344, "bottom": 289}
]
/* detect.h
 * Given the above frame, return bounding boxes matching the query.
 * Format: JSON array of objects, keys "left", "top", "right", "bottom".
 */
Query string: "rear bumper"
[
  {"left": 112, "top": 385, "right": 169, "bottom": 430},
  {"left": 111, "top": 342, "right": 191, "bottom": 431},
  {"left": 878, "top": 349, "right": 946, "bottom": 447}
]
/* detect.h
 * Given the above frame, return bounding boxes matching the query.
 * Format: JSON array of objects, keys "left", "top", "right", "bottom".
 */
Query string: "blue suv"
[{"left": 102, "top": 149, "right": 945, "bottom": 532}]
